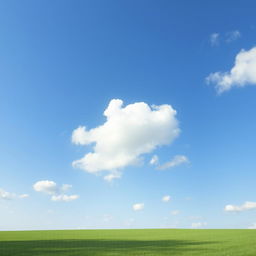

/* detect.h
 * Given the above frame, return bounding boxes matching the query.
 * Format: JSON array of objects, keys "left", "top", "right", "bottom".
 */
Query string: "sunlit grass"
[{"left": 0, "top": 229, "right": 256, "bottom": 255}]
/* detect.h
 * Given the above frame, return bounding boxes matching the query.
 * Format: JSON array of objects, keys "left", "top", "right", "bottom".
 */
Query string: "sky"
[{"left": 1, "top": 0, "right": 256, "bottom": 230}]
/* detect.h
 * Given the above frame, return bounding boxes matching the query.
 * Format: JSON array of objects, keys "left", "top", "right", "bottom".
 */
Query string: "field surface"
[{"left": 0, "top": 229, "right": 256, "bottom": 256}]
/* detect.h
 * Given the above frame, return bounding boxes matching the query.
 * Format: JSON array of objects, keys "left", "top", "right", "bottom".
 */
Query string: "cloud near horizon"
[
  {"left": 191, "top": 222, "right": 207, "bottom": 228},
  {"left": 224, "top": 201, "right": 256, "bottom": 212},
  {"left": 72, "top": 99, "right": 180, "bottom": 181},
  {"left": 33, "top": 180, "right": 79, "bottom": 202},
  {"left": 206, "top": 46, "right": 256, "bottom": 93}
]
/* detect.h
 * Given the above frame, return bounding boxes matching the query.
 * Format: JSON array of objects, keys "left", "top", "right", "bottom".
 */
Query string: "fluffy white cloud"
[
  {"left": 72, "top": 99, "right": 180, "bottom": 180},
  {"left": 226, "top": 30, "right": 241, "bottom": 43},
  {"left": 206, "top": 47, "right": 256, "bottom": 93},
  {"left": 33, "top": 180, "right": 58, "bottom": 195},
  {"left": 132, "top": 203, "right": 144, "bottom": 211},
  {"left": 191, "top": 222, "right": 207, "bottom": 228},
  {"left": 171, "top": 210, "right": 180, "bottom": 216},
  {"left": 157, "top": 155, "right": 189, "bottom": 170},
  {"left": 248, "top": 223, "right": 256, "bottom": 229},
  {"left": 224, "top": 201, "right": 256, "bottom": 212},
  {"left": 33, "top": 180, "right": 79, "bottom": 202},
  {"left": 149, "top": 155, "right": 159, "bottom": 165},
  {"left": 162, "top": 195, "right": 171, "bottom": 202},
  {"left": 210, "top": 33, "right": 220, "bottom": 46}
]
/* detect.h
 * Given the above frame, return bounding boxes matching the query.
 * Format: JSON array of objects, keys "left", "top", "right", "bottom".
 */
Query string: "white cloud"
[
  {"left": 33, "top": 180, "right": 79, "bottom": 202},
  {"left": 149, "top": 155, "right": 159, "bottom": 165},
  {"left": 162, "top": 195, "right": 171, "bottom": 202},
  {"left": 72, "top": 99, "right": 180, "bottom": 180},
  {"left": 206, "top": 46, "right": 256, "bottom": 93},
  {"left": 191, "top": 222, "right": 207, "bottom": 228},
  {"left": 103, "top": 172, "right": 122, "bottom": 182},
  {"left": 132, "top": 203, "right": 144, "bottom": 211},
  {"left": 248, "top": 223, "right": 256, "bottom": 229},
  {"left": 33, "top": 180, "right": 58, "bottom": 195},
  {"left": 19, "top": 194, "right": 29, "bottom": 199},
  {"left": 0, "top": 188, "right": 15, "bottom": 200},
  {"left": 51, "top": 194, "right": 79, "bottom": 202},
  {"left": 157, "top": 155, "right": 189, "bottom": 170},
  {"left": 224, "top": 201, "right": 256, "bottom": 212},
  {"left": 171, "top": 210, "right": 180, "bottom": 216},
  {"left": 226, "top": 30, "right": 241, "bottom": 43},
  {"left": 210, "top": 33, "right": 220, "bottom": 46},
  {"left": 0, "top": 189, "right": 28, "bottom": 200}
]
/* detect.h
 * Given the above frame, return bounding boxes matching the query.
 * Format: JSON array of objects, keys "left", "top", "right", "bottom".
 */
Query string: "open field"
[{"left": 0, "top": 229, "right": 256, "bottom": 256}]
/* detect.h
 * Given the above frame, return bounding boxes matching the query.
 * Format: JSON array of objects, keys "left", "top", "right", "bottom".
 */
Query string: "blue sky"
[{"left": 1, "top": 0, "right": 256, "bottom": 230}]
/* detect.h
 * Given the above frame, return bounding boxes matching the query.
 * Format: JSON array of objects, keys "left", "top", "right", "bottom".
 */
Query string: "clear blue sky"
[{"left": 1, "top": 0, "right": 256, "bottom": 230}]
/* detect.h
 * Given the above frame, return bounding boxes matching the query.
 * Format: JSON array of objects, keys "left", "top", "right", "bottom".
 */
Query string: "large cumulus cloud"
[{"left": 72, "top": 99, "right": 180, "bottom": 180}]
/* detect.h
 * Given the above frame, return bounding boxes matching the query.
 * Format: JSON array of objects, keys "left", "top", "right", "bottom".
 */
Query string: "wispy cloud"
[
  {"left": 210, "top": 33, "right": 220, "bottom": 46},
  {"left": 209, "top": 30, "right": 241, "bottom": 46},
  {"left": 226, "top": 30, "right": 241, "bottom": 43},
  {"left": 157, "top": 155, "right": 189, "bottom": 170}
]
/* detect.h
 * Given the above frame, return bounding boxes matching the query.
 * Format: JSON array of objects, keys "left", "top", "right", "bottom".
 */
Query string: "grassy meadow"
[{"left": 0, "top": 229, "right": 256, "bottom": 256}]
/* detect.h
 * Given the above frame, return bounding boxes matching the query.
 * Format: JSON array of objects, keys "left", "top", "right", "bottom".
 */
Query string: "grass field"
[{"left": 0, "top": 229, "right": 256, "bottom": 255}]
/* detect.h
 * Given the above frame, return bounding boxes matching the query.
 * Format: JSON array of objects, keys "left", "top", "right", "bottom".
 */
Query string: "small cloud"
[
  {"left": 171, "top": 210, "right": 180, "bottom": 216},
  {"left": 0, "top": 189, "right": 28, "bottom": 200},
  {"left": 149, "top": 155, "right": 159, "bottom": 165},
  {"left": 51, "top": 194, "right": 79, "bottom": 202},
  {"left": 19, "top": 194, "right": 29, "bottom": 199},
  {"left": 210, "top": 33, "right": 220, "bottom": 46},
  {"left": 226, "top": 30, "right": 241, "bottom": 43},
  {"left": 162, "top": 195, "right": 171, "bottom": 202},
  {"left": 248, "top": 223, "right": 256, "bottom": 229},
  {"left": 0, "top": 188, "right": 15, "bottom": 200},
  {"left": 104, "top": 172, "right": 122, "bottom": 182},
  {"left": 191, "top": 222, "right": 207, "bottom": 228},
  {"left": 224, "top": 201, "right": 256, "bottom": 212},
  {"left": 157, "top": 155, "right": 189, "bottom": 170},
  {"left": 132, "top": 203, "right": 144, "bottom": 211},
  {"left": 206, "top": 46, "right": 256, "bottom": 93},
  {"left": 33, "top": 180, "right": 58, "bottom": 195},
  {"left": 33, "top": 180, "right": 79, "bottom": 202}
]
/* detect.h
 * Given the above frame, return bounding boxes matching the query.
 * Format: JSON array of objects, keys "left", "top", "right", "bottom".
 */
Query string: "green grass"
[{"left": 0, "top": 229, "right": 256, "bottom": 255}]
